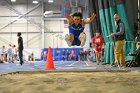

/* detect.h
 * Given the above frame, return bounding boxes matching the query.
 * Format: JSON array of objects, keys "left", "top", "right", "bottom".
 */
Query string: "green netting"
[{"left": 98, "top": 1, "right": 135, "bottom": 64}]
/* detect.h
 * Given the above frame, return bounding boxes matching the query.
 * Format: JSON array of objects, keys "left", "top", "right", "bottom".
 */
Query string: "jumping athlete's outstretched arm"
[
  {"left": 83, "top": 13, "right": 96, "bottom": 24},
  {"left": 66, "top": 14, "right": 73, "bottom": 26}
]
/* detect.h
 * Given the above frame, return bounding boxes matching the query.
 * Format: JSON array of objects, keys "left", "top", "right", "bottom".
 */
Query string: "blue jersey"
[{"left": 69, "top": 23, "right": 84, "bottom": 38}]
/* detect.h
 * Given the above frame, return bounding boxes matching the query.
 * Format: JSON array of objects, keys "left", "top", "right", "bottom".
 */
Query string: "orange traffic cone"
[{"left": 46, "top": 46, "right": 55, "bottom": 70}]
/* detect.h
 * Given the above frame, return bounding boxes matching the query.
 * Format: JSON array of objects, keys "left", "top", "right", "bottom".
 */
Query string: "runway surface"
[
  {"left": 0, "top": 61, "right": 140, "bottom": 75},
  {"left": 0, "top": 61, "right": 94, "bottom": 74}
]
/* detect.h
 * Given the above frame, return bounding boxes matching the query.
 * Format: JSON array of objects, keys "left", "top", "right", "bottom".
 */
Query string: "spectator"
[
  {"left": 109, "top": 14, "right": 126, "bottom": 69},
  {"left": 12, "top": 45, "right": 17, "bottom": 62},
  {"left": 66, "top": 50, "right": 70, "bottom": 61},
  {"left": 62, "top": 50, "right": 66, "bottom": 61},
  {"left": 92, "top": 31, "right": 104, "bottom": 65},
  {"left": 78, "top": 50, "right": 82, "bottom": 61},
  {"left": 7, "top": 44, "right": 13, "bottom": 63},
  {"left": 1, "top": 46, "right": 7, "bottom": 63},
  {"left": 17, "top": 32, "right": 24, "bottom": 65},
  {"left": 70, "top": 49, "right": 75, "bottom": 61}
]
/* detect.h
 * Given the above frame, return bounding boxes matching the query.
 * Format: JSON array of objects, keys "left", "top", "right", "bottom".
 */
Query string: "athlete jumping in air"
[{"left": 65, "top": 12, "right": 96, "bottom": 47}]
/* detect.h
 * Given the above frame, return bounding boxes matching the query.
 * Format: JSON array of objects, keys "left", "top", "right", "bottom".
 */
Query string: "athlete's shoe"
[
  {"left": 80, "top": 34, "right": 86, "bottom": 47},
  {"left": 118, "top": 65, "right": 121, "bottom": 70},
  {"left": 65, "top": 34, "right": 72, "bottom": 47},
  {"left": 20, "top": 61, "right": 24, "bottom": 66},
  {"left": 97, "top": 61, "right": 99, "bottom": 65}
]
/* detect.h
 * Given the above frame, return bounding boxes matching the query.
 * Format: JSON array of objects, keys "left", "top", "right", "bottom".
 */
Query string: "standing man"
[
  {"left": 110, "top": 14, "right": 126, "bottom": 69},
  {"left": 65, "top": 12, "right": 96, "bottom": 47},
  {"left": 17, "top": 32, "right": 24, "bottom": 65}
]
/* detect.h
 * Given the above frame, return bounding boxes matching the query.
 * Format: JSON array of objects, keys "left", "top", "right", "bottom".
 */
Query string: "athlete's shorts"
[
  {"left": 72, "top": 38, "right": 81, "bottom": 46},
  {"left": 94, "top": 47, "right": 102, "bottom": 54}
]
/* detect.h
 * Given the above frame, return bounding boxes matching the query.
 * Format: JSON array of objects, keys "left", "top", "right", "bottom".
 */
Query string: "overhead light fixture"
[
  {"left": 44, "top": 11, "right": 53, "bottom": 17},
  {"left": 48, "top": 0, "right": 54, "bottom": 3},
  {"left": 44, "top": 11, "right": 53, "bottom": 14},
  {"left": 32, "top": 0, "right": 39, "bottom": 4},
  {"left": 11, "top": 0, "right": 16, "bottom": 2},
  {"left": 44, "top": 11, "right": 53, "bottom": 15}
]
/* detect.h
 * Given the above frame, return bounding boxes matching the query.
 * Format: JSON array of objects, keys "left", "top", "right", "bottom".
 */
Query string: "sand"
[{"left": 0, "top": 71, "right": 140, "bottom": 93}]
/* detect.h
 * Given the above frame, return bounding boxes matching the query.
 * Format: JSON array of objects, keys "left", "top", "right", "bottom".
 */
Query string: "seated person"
[
  {"left": 70, "top": 49, "right": 76, "bottom": 60},
  {"left": 62, "top": 50, "right": 66, "bottom": 61}
]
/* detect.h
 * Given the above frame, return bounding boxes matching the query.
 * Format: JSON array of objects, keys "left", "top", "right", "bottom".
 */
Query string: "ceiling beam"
[
  {"left": 85, "top": 0, "right": 88, "bottom": 10},
  {"left": 76, "top": 0, "right": 78, "bottom": 7},
  {"left": 69, "top": 0, "right": 73, "bottom": 7},
  {"left": 0, "top": 2, "right": 41, "bottom": 31}
]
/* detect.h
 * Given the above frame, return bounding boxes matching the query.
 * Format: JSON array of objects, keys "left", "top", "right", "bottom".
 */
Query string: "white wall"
[
  {"left": 44, "top": 19, "right": 67, "bottom": 48},
  {"left": 0, "top": 3, "right": 42, "bottom": 48},
  {"left": 0, "top": 1, "right": 91, "bottom": 49}
]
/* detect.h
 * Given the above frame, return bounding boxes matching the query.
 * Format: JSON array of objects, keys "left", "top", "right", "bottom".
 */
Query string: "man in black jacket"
[
  {"left": 110, "top": 14, "right": 126, "bottom": 69},
  {"left": 17, "top": 32, "right": 24, "bottom": 65}
]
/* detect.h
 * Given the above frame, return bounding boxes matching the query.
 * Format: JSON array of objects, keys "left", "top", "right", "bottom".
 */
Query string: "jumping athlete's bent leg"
[
  {"left": 79, "top": 32, "right": 86, "bottom": 47},
  {"left": 65, "top": 33, "right": 74, "bottom": 47}
]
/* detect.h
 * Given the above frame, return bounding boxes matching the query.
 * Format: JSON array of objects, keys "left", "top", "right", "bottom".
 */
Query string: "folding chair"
[{"left": 127, "top": 47, "right": 140, "bottom": 67}]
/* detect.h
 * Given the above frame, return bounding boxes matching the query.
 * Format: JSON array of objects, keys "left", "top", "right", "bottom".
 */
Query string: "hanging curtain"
[
  {"left": 88, "top": 0, "right": 101, "bottom": 37},
  {"left": 89, "top": 0, "right": 136, "bottom": 64}
]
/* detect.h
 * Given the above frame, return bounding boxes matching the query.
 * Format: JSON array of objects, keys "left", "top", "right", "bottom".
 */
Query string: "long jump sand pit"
[{"left": 0, "top": 70, "right": 140, "bottom": 93}]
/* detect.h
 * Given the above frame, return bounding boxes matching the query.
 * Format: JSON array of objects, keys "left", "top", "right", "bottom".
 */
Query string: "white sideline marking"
[
  {"left": 85, "top": 61, "right": 89, "bottom": 66},
  {"left": 66, "top": 61, "right": 77, "bottom": 66}
]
